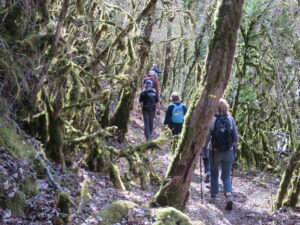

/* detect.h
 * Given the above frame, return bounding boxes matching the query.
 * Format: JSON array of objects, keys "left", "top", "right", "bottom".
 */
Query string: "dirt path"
[
  {"left": 125, "top": 105, "right": 300, "bottom": 225},
  {"left": 187, "top": 164, "right": 300, "bottom": 225}
]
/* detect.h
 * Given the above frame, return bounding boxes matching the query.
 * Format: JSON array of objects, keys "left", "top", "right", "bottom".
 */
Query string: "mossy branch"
[
  {"left": 118, "top": 136, "right": 170, "bottom": 157},
  {"left": 62, "top": 94, "right": 106, "bottom": 111},
  {"left": 65, "top": 129, "right": 112, "bottom": 144}
]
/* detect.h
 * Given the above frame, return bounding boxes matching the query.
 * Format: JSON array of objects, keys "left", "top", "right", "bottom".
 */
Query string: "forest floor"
[
  {"left": 1, "top": 101, "right": 300, "bottom": 225},
  {"left": 125, "top": 103, "right": 300, "bottom": 225}
]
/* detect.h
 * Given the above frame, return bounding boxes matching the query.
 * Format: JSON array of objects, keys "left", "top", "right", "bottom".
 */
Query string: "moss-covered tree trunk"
[
  {"left": 274, "top": 145, "right": 300, "bottom": 209},
  {"left": 152, "top": 0, "right": 244, "bottom": 209},
  {"left": 182, "top": 1, "right": 216, "bottom": 102},
  {"left": 283, "top": 168, "right": 300, "bottom": 208},
  {"left": 111, "top": 0, "right": 158, "bottom": 141},
  {"left": 45, "top": 92, "right": 65, "bottom": 166},
  {"left": 161, "top": 17, "right": 174, "bottom": 97}
]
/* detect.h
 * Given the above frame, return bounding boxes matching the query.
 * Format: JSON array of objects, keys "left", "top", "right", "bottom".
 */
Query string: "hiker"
[
  {"left": 200, "top": 145, "right": 210, "bottom": 183},
  {"left": 203, "top": 98, "right": 239, "bottom": 210},
  {"left": 163, "top": 92, "right": 187, "bottom": 135},
  {"left": 143, "top": 70, "right": 160, "bottom": 99},
  {"left": 151, "top": 64, "right": 161, "bottom": 78},
  {"left": 139, "top": 80, "right": 159, "bottom": 141},
  {"left": 143, "top": 70, "right": 161, "bottom": 115}
]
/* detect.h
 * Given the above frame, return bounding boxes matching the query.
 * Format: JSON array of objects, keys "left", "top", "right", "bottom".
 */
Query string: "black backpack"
[
  {"left": 142, "top": 90, "right": 157, "bottom": 112},
  {"left": 211, "top": 115, "right": 233, "bottom": 152}
]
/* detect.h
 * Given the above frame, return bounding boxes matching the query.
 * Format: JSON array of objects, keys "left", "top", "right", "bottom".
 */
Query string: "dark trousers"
[
  {"left": 203, "top": 157, "right": 210, "bottom": 174},
  {"left": 143, "top": 110, "right": 156, "bottom": 140},
  {"left": 168, "top": 123, "right": 183, "bottom": 135}
]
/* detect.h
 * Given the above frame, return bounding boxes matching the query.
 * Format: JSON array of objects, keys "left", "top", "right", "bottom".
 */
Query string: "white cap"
[{"left": 149, "top": 70, "right": 156, "bottom": 76}]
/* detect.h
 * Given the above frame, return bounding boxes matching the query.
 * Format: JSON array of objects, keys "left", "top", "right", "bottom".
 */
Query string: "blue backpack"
[{"left": 171, "top": 104, "right": 184, "bottom": 123}]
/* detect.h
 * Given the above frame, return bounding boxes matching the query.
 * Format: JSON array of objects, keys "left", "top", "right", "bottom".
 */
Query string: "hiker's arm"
[
  {"left": 139, "top": 92, "right": 144, "bottom": 103},
  {"left": 138, "top": 93, "right": 143, "bottom": 113},
  {"left": 155, "top": 95, "right": 160, "bottom": 115},
  {"left": 183, "top": 105, "right": 187, "bottom": 115},
  {"left": 232, "top": 118, "right": 239, "bottom": 146},
  {"left": 154, "top": 80, "right": 159, "bottom": 98},
  {"left": 164, "top": 105, "right": 173, "bottom": 126}
]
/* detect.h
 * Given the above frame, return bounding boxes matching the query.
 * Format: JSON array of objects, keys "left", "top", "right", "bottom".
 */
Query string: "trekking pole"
[
  {"left": 200, "top": 157, "right": 203, "bottom": 204},
  {"left": 231, "top": 146, "right": 236, "bottom": 187}
]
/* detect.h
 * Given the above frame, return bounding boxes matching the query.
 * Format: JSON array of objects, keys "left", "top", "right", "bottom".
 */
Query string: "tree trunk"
[
  {"left": 181, "top": 0, "right": 217, "bottom": 102},
  {"left": 49, "top": 0, "right": 70, "bottom": 58},
  {"left": 111, "top": 0, "right": 157, "bottom": 141},
  {"left": 152, "top": 0, "right": 244, "bottom": 209},
  {"left": 161, "top": 18, "right": 173, "bottom": 95},
  {"left": 283, "top": 167, "right": 300, "bottom": 208},
  {"left": 45, "top": 91, "right": 65, "bottom": 166},
  {"left": 274, "top": 145, "right": 300, "bottom": 209}
]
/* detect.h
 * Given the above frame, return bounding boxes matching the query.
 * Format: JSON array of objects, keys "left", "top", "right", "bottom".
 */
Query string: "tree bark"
[
  {"left": 274, "top": 145, "right": 300, "bottom": 209},
  {"left": 161, "top": 18, "right": 173, "bottom": 95},
  {"left": 181, "top": 0, "right": 217, "bottom": 102},
  {"left": 110, "top": 0, "right": 157, "bottom": 141},
  {"left": 152, "top": 0, "right": 244, "bottom": 209},
  {"left": 49, "top": 0, "right": 69, "bottom": 57},
  {"left": 283, "top": 167, "right": 300, "bottom": 208}
]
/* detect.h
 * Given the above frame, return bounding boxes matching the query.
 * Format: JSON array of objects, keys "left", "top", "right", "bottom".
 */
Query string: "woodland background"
[{"left": 0, "top": 0, "right": 299, "bottom": 224}]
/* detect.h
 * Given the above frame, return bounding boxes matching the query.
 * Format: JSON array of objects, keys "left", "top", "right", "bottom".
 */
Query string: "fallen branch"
[{"left": 35, "top": 153, "right": 77, "bottom": 207}]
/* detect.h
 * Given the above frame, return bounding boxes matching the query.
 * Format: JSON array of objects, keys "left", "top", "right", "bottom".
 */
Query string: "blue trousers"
[
  {"left": 209, "top": 149, "right": 234, "bottom": 196},
  {"left": 142, "top": 111, "right": 156, "bottom": 140}
]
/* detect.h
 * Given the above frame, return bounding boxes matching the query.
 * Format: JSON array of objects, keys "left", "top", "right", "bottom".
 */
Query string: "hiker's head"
[
  {"left": 149, "top": 70, "right": 156, "bottom": 76},
  {"left": 144, "top": 80, "right": 153, "bottom": 89},
  {"left": 218, "top": 98, "right": 229, "bottom": 115},
  {"left": 152, "top": 64, "right": 158, "bottom": 69},
  {"left": 170, "top": 92, "right": 181, "bottom": 102}
]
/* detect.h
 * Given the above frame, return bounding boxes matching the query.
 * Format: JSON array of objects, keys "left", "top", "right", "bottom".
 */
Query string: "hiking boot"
[
  {"left": 225, "top": 195, "right": 233, "bottom": 210},
  {"left": 209, "top": 195, "right": 217, "bottom": 204},
  {"left": 204, "top": 173, "right": 210, "bottom": 183}
]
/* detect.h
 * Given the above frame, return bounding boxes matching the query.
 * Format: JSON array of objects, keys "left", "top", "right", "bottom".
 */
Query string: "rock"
[
  {"left": 98, "top": 200, "right": 136, "bottom": 225},
  {"left": 151, "top": 207, "right": 193, "bottom": 225}
]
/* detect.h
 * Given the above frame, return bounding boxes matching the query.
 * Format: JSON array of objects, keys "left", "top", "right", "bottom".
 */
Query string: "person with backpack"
[
  {"left": 151, "top": 64, "right": 162, "bottom": 78},
  {"left": 163, "top": 92, "right": 187, "bottom": 135},
  {"left": 203, "top": 98, "right": 239, "bottom": 210},
  {"left": 143, "top": 70, "right": 160, "bottom": 99},
  {"left": 139, "top": 80, "right": 159, "bottom": 141},
  {"left": 142, "top": 70, "right": 161, "bottom": 115}
]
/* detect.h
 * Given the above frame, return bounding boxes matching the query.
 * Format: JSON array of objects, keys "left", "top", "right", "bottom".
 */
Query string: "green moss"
[
  {"left": 109, "top": 163, "right": 126, "bottom": 190},
  {"left": 4, "top": 191, "right": 26, "bottom": 217},
  {"left": 2, "top": 3, "right": 26, "bottom": 38},
  {"left": 258, "top": 182, "right": 268, "bottom": 188},
  {"left": 77, "top": 180, "right": 90, "bottom": 213},
  {"left": 34, "top": 158, "right": 47, "bottom": 178},
  {"left": 53, "top": 216, "right": 65, "bottom": 225},
  {"left": 151, "top": 207, "right": 192, "bottom": 225},
  {"left": 57, "top": 192, "right": 71, "bottom": 223},
  {"left": 21, "top": 176, "right": 40, "bottom": 196},
  {"left": 0, "top": 98, "right": 8, "bottom": 117},
  {"left": 0, "top": 118, "right": 35, "bottom": 161},
  {"left": 99, "top": 200, "right": 136, "bottom": 225},
  {"left": 155, "top": 185, "right": 181, "bottom": 207}
]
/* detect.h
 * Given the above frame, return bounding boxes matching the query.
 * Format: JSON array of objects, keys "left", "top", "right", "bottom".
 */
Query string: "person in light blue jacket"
[{"left": 163, "top": 92, "right": 187, "bottom": 135}]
